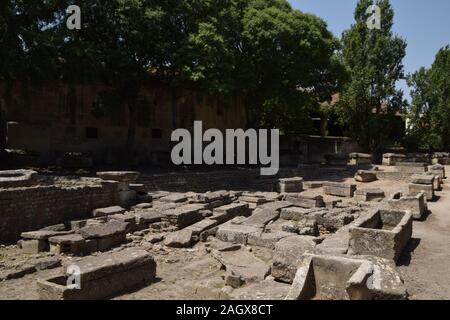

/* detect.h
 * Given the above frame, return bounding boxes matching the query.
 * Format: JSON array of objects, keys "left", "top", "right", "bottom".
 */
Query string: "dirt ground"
[{"left": 1, "top": 166, "right": 449, "bottom": 300}]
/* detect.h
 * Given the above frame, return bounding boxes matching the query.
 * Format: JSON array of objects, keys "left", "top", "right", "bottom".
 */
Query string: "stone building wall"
[
  {"left": 1, "top": 80, "right": 248, "bottom": 165},
  {"left": 0, "top": 180, "right": 118, "bottom": 243}
]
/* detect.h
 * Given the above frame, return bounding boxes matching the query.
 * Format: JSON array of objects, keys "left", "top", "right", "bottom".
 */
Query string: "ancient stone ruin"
[{"left": 0, "top": 154, "right": 447, "bottom": 300}]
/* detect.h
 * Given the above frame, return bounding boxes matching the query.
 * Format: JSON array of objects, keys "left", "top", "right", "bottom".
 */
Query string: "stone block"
[
  {"left": 96, "top": 171, "right": 140, "bottom": 182},
  {"left": 428, "top": 164, "right": 446, "bottom": 180},
  {"left": 285, "top": 254, "right": 407, "bottom": 300},
  {"left": 48, "top": 234, "right": 85, "bottom": 255},
  {"left": 303, "top": 181, "right": 324, "bottom": 189},
  {"left": 271, "top": 236, "right": 316, "bottom": 283},
  {"left": 409, "top": 183, "right": 434, "bottom": 201},
  {"left": 382, "top": 153, "right": 406, "bottom": 166},
  {"left": 348, "top": 209, "right": 413, "bottom": 262},
  {"left": 348, "top": 153, "right": 372, "bottom": 165},
  {"left": 284, "top": 194, "right": 325, "bottom": 208},
  {"left": 354, "top": 188, "right": 385, "bottom": 202},
  {"left": 117, "top": 190, "right": 137, "bottom": 208},
  {"left": 243, "top": 208, "right": 279, "bottom": 227},
  {"left": 22, "top": 239, "right": 48, "bottom": 254},
  {"left": 37, "top": 249, "right": 156, "bottom": 300},
  {"left": 388, "top": 192, "right": 426, "bottom": 220},
  {"left": 278, "top": 177, "right": 304, "bottom": 193},
  {"left": 164, "top": 229, "right": 194, "bottom": 248},
  {"left": 355, "top": 170, "right": 377, "bottom": 183},
  {"left": 163, "top": 204, "right": 205, "bottom": 229},
  {"left": 247, "top": 231, "right": 294, "bottom": 249},
  {"left": 216, "top": 224, "right": 262, "bottom": 245},
  {"left": 396, "top": 162, "right": 428, "bottom": 174},
  {"left": 92, "top": 206, "right": 126, "bottom": 218},
  {"left": 410, "top": 174, "right": 434, "bottom": 185},
  {"left": 324, "top": 182, "right": 357, "bottom": 197}
]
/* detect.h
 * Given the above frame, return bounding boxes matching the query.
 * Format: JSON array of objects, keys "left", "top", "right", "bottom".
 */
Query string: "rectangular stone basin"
[
  {"left": 348, "top": 209, "right": 413, "bottom": 262},
  {"left": 37, "top": 249, "right": 156, "bottom": 300},
  {"left": 285, "top": 255, "right": 373, "bottom": 300},
  {"left": 388, "top": 192, "right": 426, "bottom": 220}
]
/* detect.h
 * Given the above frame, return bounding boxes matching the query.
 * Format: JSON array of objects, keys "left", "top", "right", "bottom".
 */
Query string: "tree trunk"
[{"left": 320, "top": 115, "right": 328, "bottom": 137}]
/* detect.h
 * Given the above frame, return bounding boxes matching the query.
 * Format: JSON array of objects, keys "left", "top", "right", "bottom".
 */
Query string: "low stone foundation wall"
[{"left": 0, "top": 178, "right": 118, "bottom": 243}]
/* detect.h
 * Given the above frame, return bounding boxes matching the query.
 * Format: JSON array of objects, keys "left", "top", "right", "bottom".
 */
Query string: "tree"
[
  {"left": 337, "top": 0, "right": 407, "bottom": 151},
  {"left": 406, "top": 46, "right": 450, "bottom": 150},
  {"left": 0, "top": 0, "right": 66, "bottom": 148}
]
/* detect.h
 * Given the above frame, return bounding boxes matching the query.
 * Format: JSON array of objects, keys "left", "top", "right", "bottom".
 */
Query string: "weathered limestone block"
[
  {"left": 388, "top": 192, "right": 426, "bottom": 220},
  {"left": 37, "top": 249, "right": 156, "bottom": 300},
  {"left": 348, "top": 153, "right": 372, "bottom": 165},
  {"left": 77, "top": 221, "right": 128, "bottom": 252},
  {"left": 21, "top": 239, "right": 48, "bottom": 254},
  {"left": 281, "top": 217, "right": 319, "bottom": 237},
  {"left": 212, "top": 249, "right": 270, "bottom": 286},
  {"left": 162, "top": 204, "right": 205, "bottom": 229},
  {"left": 396, "top": 162, "right": 428, "bottom": 174},
  {"left": 186, "top": 218, "right": 218, "bottom": 236},
  {"left": 0, "top": 169, "right": 38, "bottom": 188},
  {"left": 164, "top": 229, "right": 194, "bottom": 248},
  {"left": 285, "top": 254, "right": 407, "bottom": 300},
  {"left": 92, "top": 206, "right": 126, "bottom": 218},
  {"left": 382, "top": 153, "right": 406, "bottom": 166},
  {"left": 324, "top": 182, "right": 357, "bottom": 198},
  {"left": 354, "top": 188, "right": 385, "bottom": 202},
  {"left": 243, "top": 208, "right": 279, "bottom": 228},
  {"left": 96, "top": 171, "right": 140, "bottom": 182},
  {"left": 410, "top": 174, "right": 434, "bottom": 185},
  {"left": 321, "top": 209, "right": 355, "bottom": 231},
  {"left": 284, "top": 194, "right": 325, "bottom": 208},
  {"left": 247, "top": 231, "right": 294, "bottom": 249},
  {"left": 129, "top": 183, "right": 146, "bottom": 193},
  {"left": 48, "top": 234, "right": 85, "bottom": 255},
  {"left": 278, "top": 177, "right": 304, "bottom": 193},
  {"left": 211, "top": 203, "right": 251, "bottom": 224},
  {"left": 303, "top": 181, "right": 324, "bottom": 189},
  {"left": 355, "top": 170, "right": 377, "bottom": 183},
  {"left": 238, "top": 196, "right": 269, "bottom": 205},
  {"left": 21, "top": 230, "right": 73, "bottom": 254},
  {"left": 134, "top": 210, "right": 163, "bottom": 225},
  {"left": 132, "top": 203, "right": 152, "bottom": 211},
  {"left": 216, "top": 224, "right": 262, "bottom": 245},
  {"left": 409, "top": 183, "right": 434, "bottom": 201},
  {"left": 158, "top": 193, "right": 189, "bottom": 203},
  {"left": 348, "top": 209, "right": 413, "bottom": 262},
  {"left": 280, "top": 207, "right": 328, "bottom": 222},
  {"left": 193, "top": 191, "right": 230, "bottom": 203},
  {"left": 428, "top": 164, "right": 446, "bottom": 180},
  {"left": 271, "top": 236, "right": 316, "bottom": 283},
  {"left": 257, "top": 201, "right": 293, "bottom": 212}
]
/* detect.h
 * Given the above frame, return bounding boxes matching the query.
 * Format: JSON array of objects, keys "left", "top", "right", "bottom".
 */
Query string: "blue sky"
[{"left": 289, "top": 0, "right": 450, "bottom": 99}]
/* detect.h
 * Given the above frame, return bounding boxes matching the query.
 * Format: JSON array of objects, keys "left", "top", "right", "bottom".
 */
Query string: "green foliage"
[
  {"left": 1, "top": 0, "right": 346, "bottom": 142},
  {"left": 336, "top": 0, "right": 407, "bottom": 151},
  {"left": 406, "top": 46, "right": 450, "bottom": 151}
]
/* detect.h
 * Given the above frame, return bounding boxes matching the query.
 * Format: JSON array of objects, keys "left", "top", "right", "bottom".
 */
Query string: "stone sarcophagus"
[
  {"left": 37, "top": 249, "right": 156, "bottom": 300},
  {"left": 278, "top": 177, "right": 304, "bottom": 193},
  {"left": 348, "top": 209, "right": 413, "bottom": 262},
  {"left": 285, "top": 254, "right": 408, "bottom": 300},
  {"left": 388, "top": 192, "right": 426, "bottom": 220},
  {"left": 324, "top": 182, "right": 357, "bottom": 198},
  {"left": 348, "top": 153, "right": 372, "bottom": 165},
  {"left": 382, "top": 153, "right": 405, "bottom": 166}
]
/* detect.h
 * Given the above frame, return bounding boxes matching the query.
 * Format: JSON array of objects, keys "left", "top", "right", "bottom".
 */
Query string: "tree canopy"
[
  {"left": 336, "top": 0, "right": 407, "bottom": 151},
  {"left": 405, "top": 46, "right": 450, "bottom": 151},
  {"left": 1, "top": 0, "right": 346, "bottom": 148}
]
